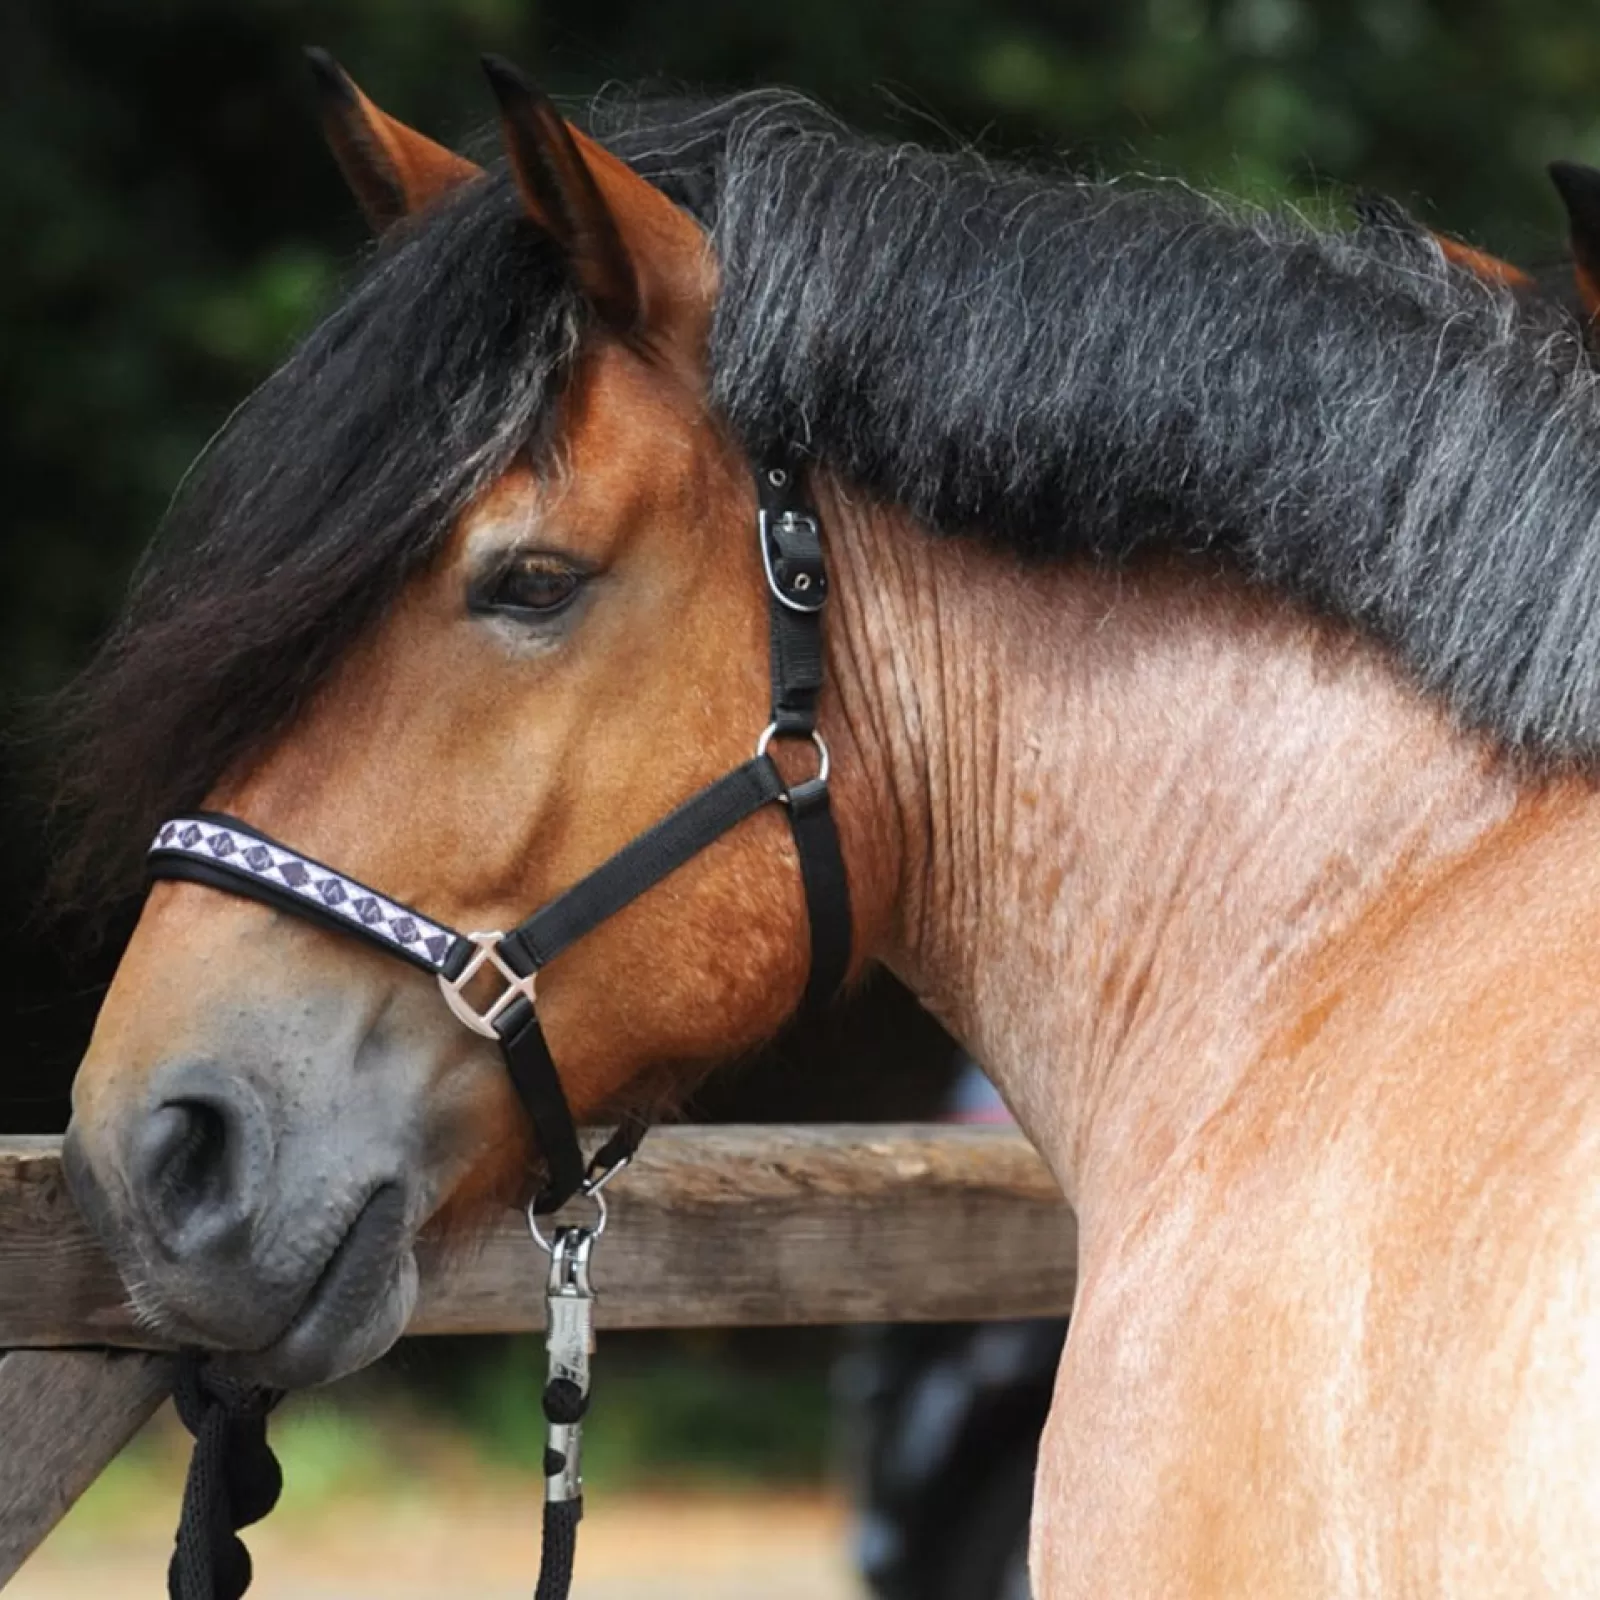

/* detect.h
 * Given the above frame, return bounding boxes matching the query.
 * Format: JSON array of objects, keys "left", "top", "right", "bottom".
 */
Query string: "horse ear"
[
  {"left": 1353, "top": 191, "right": 1531, "bottom": 291},
  {"left": 1550, "top": 161, "right": 1600, "bottom": 321},
  {"left": 480, "top": 54, "right": 708, "bottom": 352},
  {"left": 1432, "top": 233, "right": 1532, "bottom": 291},
  {"left": 305, "top": 48, "right": 481, "bottom": 232}
]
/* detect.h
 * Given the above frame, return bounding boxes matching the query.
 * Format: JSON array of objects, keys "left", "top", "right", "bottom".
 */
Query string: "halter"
[{"left": 145, "top": 454, "right": 852, "bottom": 1214}]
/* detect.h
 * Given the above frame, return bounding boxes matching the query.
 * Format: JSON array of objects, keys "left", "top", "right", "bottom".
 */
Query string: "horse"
[{"left": 55, "top": 57, "right": 1600, "bottom": 1596}]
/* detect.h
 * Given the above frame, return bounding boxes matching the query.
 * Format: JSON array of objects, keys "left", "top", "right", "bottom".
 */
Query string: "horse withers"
[{"left": 58, "top": 61, "right": 1600, "bottom": 1596}]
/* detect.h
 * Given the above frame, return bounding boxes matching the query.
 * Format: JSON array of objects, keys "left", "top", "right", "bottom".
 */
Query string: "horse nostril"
[
  {"left": 151, "top": 1100, "right": 226, "bottom": 1206},
  {"left": 133, "top": 1095, "right": 258, "bottom": 1256}
]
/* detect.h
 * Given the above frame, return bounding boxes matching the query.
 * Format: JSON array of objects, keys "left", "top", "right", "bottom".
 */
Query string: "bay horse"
[{"left": 57, "top": 59, "right": 1600, "bottom": 1596}]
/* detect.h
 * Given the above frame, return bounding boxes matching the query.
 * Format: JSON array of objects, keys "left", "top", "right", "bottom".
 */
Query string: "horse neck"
[{"left": 822, "top": 487, "right": 1530, "bottom": 1217}]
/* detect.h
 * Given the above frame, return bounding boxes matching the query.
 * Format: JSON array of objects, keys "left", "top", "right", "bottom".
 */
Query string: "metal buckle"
[
  {"left": 437, "top": 930, "right": 537, "bottom": 1039},
  {"left": 759, "top": 507, "right": 828, "bottom": 614}
]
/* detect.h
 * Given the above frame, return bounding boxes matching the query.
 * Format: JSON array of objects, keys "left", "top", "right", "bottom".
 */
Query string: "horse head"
[{"left": 63, "top": 59, "right": 854, "bottom": 1386}]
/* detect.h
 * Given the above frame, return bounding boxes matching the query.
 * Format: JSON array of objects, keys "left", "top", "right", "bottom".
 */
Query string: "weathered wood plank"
[
  {"left": 0, "top": 1348, "right": 174, "bottom": 1585},
  {"left": 0, "top": 1137, "right": 141, "bottom": 1350},
  {"left": 420, "top": 1123, "right": 1078, "bottom": 1332},
  {"left": 0, "top": 1126, "right": 1076, "bottom": 1343}
]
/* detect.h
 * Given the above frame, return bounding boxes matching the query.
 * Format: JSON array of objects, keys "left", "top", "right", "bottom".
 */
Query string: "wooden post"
[{"left": 0, "top": 1349, "right": 174, "bottom": 1585}]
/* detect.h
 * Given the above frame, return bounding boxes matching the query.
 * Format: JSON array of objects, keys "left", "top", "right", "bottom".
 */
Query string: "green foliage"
[
  {"left": 271, "top": 1401, "right": 408, "bottom": 1508},
  {"left": 449, "top": 1334, "right": 833, "bottom": 1487}
]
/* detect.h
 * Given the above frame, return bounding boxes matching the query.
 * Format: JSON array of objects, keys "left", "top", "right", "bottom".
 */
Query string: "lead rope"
[
  {"left": 166, "top": 1154, "right": 625, "bottom": 1600},
  {"left": 167, "top": 1361, "right": 283, "bottom": 1600}
]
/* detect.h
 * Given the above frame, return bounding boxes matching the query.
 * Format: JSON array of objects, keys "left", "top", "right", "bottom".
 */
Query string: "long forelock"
[{"left": 52, "top": 169, "right": 585, "bottom": 914}]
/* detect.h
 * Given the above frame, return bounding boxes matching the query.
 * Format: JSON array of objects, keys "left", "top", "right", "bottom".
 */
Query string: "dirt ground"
[
  {"left": 10, "top": 1401, "right": 866, "bottom": 1600},
  {"left": 14, "top": 1487, "right": 864, "bottom": 1599}
]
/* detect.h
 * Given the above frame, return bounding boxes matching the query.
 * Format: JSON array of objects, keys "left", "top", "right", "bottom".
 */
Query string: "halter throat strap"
[{"left": 146, "top": 454, "right": 851, "bottom": 1214}]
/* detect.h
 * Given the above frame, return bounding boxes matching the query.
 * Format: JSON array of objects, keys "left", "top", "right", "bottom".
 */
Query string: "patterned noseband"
[{"left": 151, "top": 816, "right": 459, "bottom": 969}]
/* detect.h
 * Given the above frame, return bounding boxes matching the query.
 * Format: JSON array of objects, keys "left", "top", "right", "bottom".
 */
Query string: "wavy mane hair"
[{"left": 53, "top": 90, "right": 1600, "bottom": 910}]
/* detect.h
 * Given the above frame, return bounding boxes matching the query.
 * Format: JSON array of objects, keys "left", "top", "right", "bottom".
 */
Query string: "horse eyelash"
[{"left": 465, "top": 547, "right": 595, "bottom": 621}]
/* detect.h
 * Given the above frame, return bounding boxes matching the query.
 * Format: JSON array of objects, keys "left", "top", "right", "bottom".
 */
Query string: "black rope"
[
  {"left": 168, "top": 1353, "right": 284, "bottom": 1600},
  {"left": 534, "top": 1499, "right": 584, "bottom": 1600},
  {"left": 543, "top": 1375, "right": 589, "bottom": 1427},
  {"left": 534, "top": 1372, "right": 590, "bottom": 1600}
]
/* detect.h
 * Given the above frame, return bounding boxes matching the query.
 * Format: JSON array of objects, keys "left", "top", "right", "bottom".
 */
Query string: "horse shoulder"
[{"left": 1032, "top": 796, "right": 1600, "bottom": 1597}]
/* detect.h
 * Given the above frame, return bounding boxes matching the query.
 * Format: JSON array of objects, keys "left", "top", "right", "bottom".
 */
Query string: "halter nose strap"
[{"left": 145, "top": 454, "right": 851, "bottom": 1214}]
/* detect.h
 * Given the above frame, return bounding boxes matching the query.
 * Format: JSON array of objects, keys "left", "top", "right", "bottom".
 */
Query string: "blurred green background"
[{"left": 6, "top": 0, "right": 1600, "bottom": 1120}]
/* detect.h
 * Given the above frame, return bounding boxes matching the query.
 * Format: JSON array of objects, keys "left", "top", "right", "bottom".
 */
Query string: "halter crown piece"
[{"left": 145, "top": 452, "right": 852, "bottom": 1212}]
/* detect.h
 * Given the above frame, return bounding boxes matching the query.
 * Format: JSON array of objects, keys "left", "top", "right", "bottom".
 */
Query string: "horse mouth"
[{"left": 223, "top": 1183, "right": 418, "bottom": 1388}]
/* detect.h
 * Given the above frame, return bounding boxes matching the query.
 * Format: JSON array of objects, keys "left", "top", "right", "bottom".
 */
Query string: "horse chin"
[{"left": 218, "top": 1245, "right": 419, "bottom": 1390}]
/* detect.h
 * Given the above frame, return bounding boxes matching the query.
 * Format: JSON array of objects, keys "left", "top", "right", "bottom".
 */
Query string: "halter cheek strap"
[{"left": 145, "top": 455, "right": 851, "bottom": 1215}]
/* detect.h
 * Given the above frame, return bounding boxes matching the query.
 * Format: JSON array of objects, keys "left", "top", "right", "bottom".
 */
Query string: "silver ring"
[
  {"left": 527, "top": 1185, "right": 608, "bottom": 1252},
  {"left": 755, "top": 722, "right": 830, "bottom": 786}
]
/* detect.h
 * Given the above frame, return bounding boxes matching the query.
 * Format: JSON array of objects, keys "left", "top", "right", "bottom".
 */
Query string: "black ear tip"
[
  {"left": 480, "top": 53, "right": 549, "bottom": 111},
  {"left": 304, "top": 46, "right": 356, "bottom": 104},
  {"left": 1549, "top": 160, "right": 1600, "bottom": 215},
  {"left": 480, "top": 53, "right": 526, "bottom": 92}
]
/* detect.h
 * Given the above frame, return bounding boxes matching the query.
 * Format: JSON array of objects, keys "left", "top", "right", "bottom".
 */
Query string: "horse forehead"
[
  {"left": 556, "top": 341, "right": 719, "bottom": 492},
  {"left": 445, "top": 350, "right": 733, "bottom": 576}
]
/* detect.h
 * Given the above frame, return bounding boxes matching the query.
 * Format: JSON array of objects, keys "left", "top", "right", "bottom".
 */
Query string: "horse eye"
[{"left": 482, "top": 557, "right": 584, "bottom": 619}]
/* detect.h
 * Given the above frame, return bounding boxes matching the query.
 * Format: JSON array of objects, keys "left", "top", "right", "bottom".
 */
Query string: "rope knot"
[{"left": 167, "top": 1352, "right": 284, "bottom": 1600}]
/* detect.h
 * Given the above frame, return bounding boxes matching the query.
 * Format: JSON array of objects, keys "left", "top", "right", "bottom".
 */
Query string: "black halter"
[{"left": 146, "top": 454, "right": 851, "bottom": 1214}]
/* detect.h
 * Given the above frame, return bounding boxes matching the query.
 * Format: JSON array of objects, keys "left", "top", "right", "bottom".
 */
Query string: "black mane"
[
  {"left": 612, "top": 93, "right": 1600, "bottom": 760},
  {"left": 56, "top": 89, "right": 1600, "bottom": 906}
]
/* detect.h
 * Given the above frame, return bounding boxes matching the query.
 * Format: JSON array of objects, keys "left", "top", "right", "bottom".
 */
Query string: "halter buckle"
[
  {"left": 437, "top": 930, "right": 537, "bottom": 1039},
  {"left": 759, "top": 507, "right": 828, "bottom": 613}
]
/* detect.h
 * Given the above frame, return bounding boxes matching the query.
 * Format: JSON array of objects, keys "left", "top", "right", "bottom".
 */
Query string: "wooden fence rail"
[{"left": 0, "top": 1124, "right": 1076, "bottom": 1586}]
